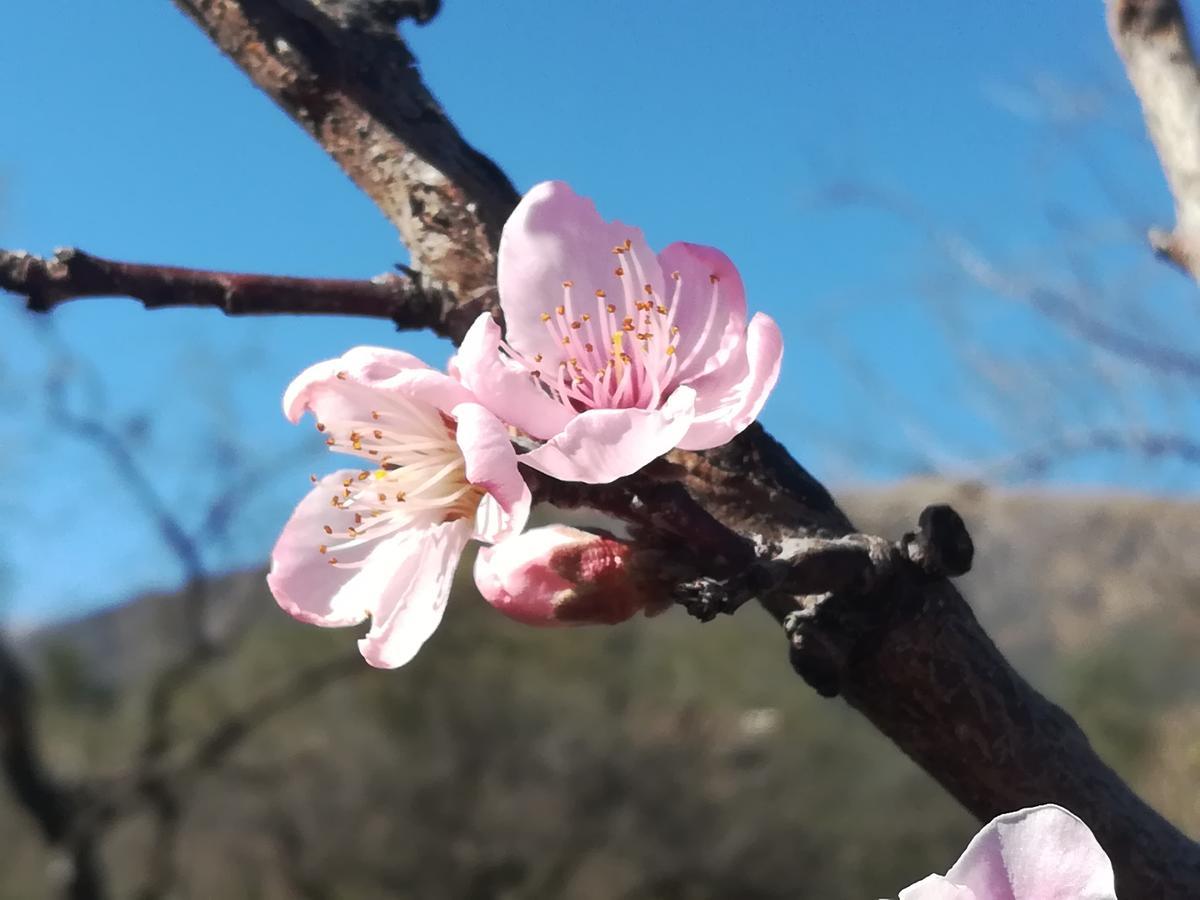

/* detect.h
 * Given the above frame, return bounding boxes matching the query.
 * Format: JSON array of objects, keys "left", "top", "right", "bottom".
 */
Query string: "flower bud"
[{"left": 474, "top": 525, "right": 661, "bottom": 626}]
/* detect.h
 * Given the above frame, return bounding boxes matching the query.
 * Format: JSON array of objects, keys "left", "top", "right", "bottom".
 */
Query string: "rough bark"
[
  {"left": 173, "top": 0, "right": 519, "bottom": 326},
  {"left": 2, "top": 1, "right": 1197, "bottom": 896},
  {"left": 1108, "top": 0, "right": 1200, "bottom": 280}
]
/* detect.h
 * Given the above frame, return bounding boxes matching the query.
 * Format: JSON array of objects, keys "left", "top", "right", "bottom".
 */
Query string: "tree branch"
[
  {"left": 1107, "top": 0, "right": 1200, "bottom": 279},
  {"left": 171, "top": 0, "right": 520, "bottom": 329},
  {"left": 0, "top": 639, "right": 107, "bottom": 900},
  {"left": 989, "top": 427, "right": 1200, "bottom": 479},
  {"left": 0, "top": 248, "right": 476, "bottom": 341}
]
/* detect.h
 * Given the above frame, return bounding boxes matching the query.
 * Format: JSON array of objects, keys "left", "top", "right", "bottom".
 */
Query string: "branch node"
[{"left": 899, "top": 504, "right": 974, "bottom": 578}]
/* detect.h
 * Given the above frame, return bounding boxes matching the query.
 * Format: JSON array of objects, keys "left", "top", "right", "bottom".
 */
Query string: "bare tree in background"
[
  {"left": 2, "top": 1, "right": 1200, "bottom": 897},
  {"left": 0, "top": 332, "right": 363, "bottom": 899}
]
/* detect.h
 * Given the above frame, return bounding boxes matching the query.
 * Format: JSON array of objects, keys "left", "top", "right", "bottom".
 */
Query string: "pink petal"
[
  {"left": 898, "top": 875, "right": 978, "bottom": 900},
  {"left": 657, "top": 241, "right": 748, "bottom": 382},
  {"left": 473, "top": 491, "right": 531, "bottom": 544},
  {"left": 676, "top": 312, "right": 783, "bottom": 451},
  {"left": 283, "top": 346, "right": 429, "bottom": 423},
  {"left": 945, "top": 805, "right": 1116, "bottom": 900},
  {"left": 499, "top": 181, "right": 665, "bottom": 362},
  {"left": 449, "top": 399, "right": 532, "bottom": 542},
  {"left": 267, "top": 470, "right": 380, "bottom": 628},
  {"left": 355, "top": 518, "right": 473, "bottom": 669},
  {"left": 452, "top": 313, "right": 574, "bottom": 439},
  {"left": 473, "top": 526, "right": 579, "bottom": 627},
  {"left": 519, "top": 386, "right": 697, "bottom": 484}
]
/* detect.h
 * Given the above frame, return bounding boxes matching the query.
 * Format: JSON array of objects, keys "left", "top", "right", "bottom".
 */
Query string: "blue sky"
[{"left": 2, "top": 2, "right": 1198, "bottom": 621}]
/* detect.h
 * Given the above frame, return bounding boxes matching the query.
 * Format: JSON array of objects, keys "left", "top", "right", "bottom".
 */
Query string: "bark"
[{"left": 1108, "top": 0, "right": 1200, "bottom": 280}]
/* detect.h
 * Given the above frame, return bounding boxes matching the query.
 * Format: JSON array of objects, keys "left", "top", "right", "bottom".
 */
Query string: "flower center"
[
  {"left": 309, "top": 393, "right": 482, "bottom": 567},
  {"left": 502, "top": 239, "right": 722, "bottom": 412}
]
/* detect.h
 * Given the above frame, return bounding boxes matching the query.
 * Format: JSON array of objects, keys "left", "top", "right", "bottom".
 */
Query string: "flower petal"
[
  {"left": 945, "top": 805, "right": 1116, "bottom": 900},
  {"left": 355, "top": 518, "right": 473, "bottom": 669},
  {"left": 519, "top": 386, "right": 697, "bottom": 484},
  {"left": 473, "top": 525, "right": 579, "bottom": 627},
  {"left": 283, "top": 346, "right": 430, "bottom": 423},
  {"left": 898, "top": 875, "right": 977, "bottom": 900},
  {"left": 657, "top": 241, "right": 748, "bottom": 383},
  {"left": 267, "top": 470, "right": 378, "bottom": 628},
  {"left": 675, "top": 313, "right": 783, "bottom": 451},
  {"left": 452, "top": 314, "right": 574, "bottom": 439},
  {"left": 449, "top": 399, "right": 532, "bottom": 542},
  {"left": 499, "top": 181, "right": 665, "bottom": 363}
]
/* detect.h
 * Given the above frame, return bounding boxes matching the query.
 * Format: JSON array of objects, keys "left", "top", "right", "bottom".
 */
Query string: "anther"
[
  {"left": 316, "top": 423, "right": 326, "bottom": 432},
  {"left": 643, "top": 284, "right": 653, "bottom": 294},
  {"left": 540, "top": 312, "right": 551, "bottom": 322},
  {"left": 371, "top": 410, "right": 380, "bottom": 420},
  {"left": 309, "top": 474, "right": 318, "bottom": 483},
  {"left": 373, "top": 429, "right": 383, "bottom": 439},
  {"left": 336, "top": 371, "right": 348, "bottom": 380},
  {"left": 323, "top": 525, "right": 333, "bottom": 535},
  {"left": 606, "top": 304, "right": 617, "bottom": 313},
  {"left": 556, "top": 305, "right": 566, "bottom": 316},
  {"left": 595, "top": 289, "right": 606, "bottom": 299},
  {"left": 562, "top": 280, "right": 574, "bottom": 288},
  {"left": 571, "top": 321, "right": 582, "bottom": 330},
  {"left": 319, "top": 545, "right": 327, "bottom": 554},
  {"left": 614, "top": 267, "right": 624, "bottom": 276},
  {"left": 709, "top": 274, "right": 720, "bottom": 284}
]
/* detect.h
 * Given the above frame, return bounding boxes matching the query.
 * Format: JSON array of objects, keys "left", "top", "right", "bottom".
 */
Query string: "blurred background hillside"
[
  {"left": 4, "top": 485, "right": 1199, "bottom": 898},
  {"left": 4, "top": 1, "right": 1200, "bottom": 898}
]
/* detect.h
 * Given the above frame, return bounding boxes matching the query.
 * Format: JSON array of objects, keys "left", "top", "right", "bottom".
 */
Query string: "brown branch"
[
  {"left": 0, "top": 248, "right": 477, "bottom": 341},
  {"left": 1108, "top": 0, "right": 1200, "bottom": 279},
  {"left": 171, "top": 0, "right": 520, "bottom": 331}
]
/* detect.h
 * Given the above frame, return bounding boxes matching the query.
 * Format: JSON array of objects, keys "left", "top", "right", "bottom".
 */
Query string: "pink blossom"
[
  {"left": 267, "top": 347, "right": 530, "bottom": 668},
  {"left": 455, "top": 181, "right": 783, "bottom": 484},
  {"left": 474, "top": 524, "right": 666, "bottom": 626},
  {"left": 899, "top": 805, "right": 1116, "bottom": 900}
]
